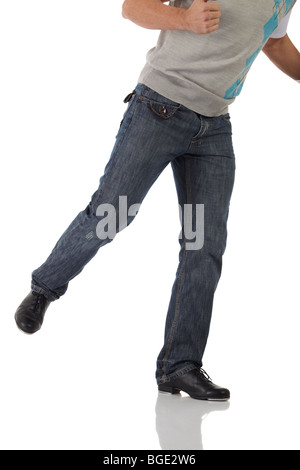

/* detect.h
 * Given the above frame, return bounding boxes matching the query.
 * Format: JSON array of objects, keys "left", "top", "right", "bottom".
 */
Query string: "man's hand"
[
  {"left": 122, "top": 0, "right": 221, "bottom": 34},
  {"left": 184, "top": 0, "right": 221, "bottom": 35}
]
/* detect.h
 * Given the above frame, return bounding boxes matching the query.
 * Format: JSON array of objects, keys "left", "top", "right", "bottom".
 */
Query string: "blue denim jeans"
[{"left": 32, "top": 84, "right": 235, "bottom": 384}]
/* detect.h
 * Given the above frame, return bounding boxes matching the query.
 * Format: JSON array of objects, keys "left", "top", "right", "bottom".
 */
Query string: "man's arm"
[
  {"left": 122, "top": 0, "right": 221, "bottom": 35},
  {"left": 263, "top": 35, "right": 300, "bottom": 81}
]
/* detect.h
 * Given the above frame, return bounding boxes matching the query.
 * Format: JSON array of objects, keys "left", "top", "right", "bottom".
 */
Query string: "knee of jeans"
[
  {"left": 85, "top": 194, "right": 141, "bottom": 242},
  {"left": 203, "top": 241, "right": 227, "bottom": 266},
  {"left": 85, "top": 201, "right": 95, "bottom": 217},
  {"left": 85, "top": 189, "right": 104, "bottom": 218}
]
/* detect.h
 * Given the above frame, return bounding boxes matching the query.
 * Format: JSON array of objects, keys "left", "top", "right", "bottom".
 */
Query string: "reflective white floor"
[
  {"left": 155, "top": 393, "right": 230, "bottom": 451},
  {"left": 1, "top": 327, "right": 300, "bottom": 451}
]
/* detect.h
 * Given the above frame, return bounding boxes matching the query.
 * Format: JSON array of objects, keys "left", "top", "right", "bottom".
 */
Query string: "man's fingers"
[
  {"left": 186, "top": 0, "right": 222, "bottom": 35},
  {"left": 208, "top": 10, "right": 221, "bottom": 20},
  {"left": 207, "top": 2, "right": 221, "bottom": 11},
  {"left": 208, "top": 19, "right": 221, "bottom": 28},
  {"left": 207, "top": 23, "right": 220, "bottom": 33}
]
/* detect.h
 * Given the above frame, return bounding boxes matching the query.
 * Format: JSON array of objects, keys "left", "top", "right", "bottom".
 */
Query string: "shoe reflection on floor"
[{"left": 156, "top": 392, "right": 230, "bottom": 450}]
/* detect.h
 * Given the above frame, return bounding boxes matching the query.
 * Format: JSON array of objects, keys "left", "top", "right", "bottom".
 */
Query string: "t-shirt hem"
[{"left": 138, "top": 68, "right": 229, "bottom": 118}]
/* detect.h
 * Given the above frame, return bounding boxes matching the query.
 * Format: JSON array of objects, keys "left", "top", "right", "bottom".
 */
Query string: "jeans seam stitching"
[
  {"left": 95, "top": 97, "right": 139, "bottom": 203},
  {"left": 191, "top": 116, "right": 209, "bottom": 143},
  {"left": 161, "top": 159, "right": 190, "bottom": 380}
]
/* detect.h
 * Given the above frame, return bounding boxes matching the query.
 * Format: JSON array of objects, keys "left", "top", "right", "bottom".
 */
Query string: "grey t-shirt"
[{"left": 138, "top": 0, "right": 297, "bottom": 116}]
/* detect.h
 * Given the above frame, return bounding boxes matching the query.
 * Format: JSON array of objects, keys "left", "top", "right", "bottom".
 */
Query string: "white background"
[{"left": 0, "top": 1, "right": 299, "bottom": 450}]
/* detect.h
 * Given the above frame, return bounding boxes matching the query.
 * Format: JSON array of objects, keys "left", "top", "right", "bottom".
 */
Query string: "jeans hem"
[
  {"left": 156, "top": 364, "right": 199, "bottom": 385},
  {"left": 31, "top": 283, "right": 57, "bottom": 302}
]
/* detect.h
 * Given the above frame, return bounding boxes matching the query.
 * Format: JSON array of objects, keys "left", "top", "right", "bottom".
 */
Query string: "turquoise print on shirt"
[{"left": 224, "top": 0, "right": 294, "bottom": 99}]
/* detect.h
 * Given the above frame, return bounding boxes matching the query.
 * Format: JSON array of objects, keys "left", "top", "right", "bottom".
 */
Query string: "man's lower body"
[{"left": 15, "top": 84, "right": 235, "bottom": 399}]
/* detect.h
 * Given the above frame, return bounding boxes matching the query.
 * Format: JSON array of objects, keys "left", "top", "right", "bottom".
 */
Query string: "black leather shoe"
[
  {"left": 158, "top": 369, "right": 230, "bottom": 401},
  {"left": 15, "top": 292, "right": 51, "bottom": 334}
]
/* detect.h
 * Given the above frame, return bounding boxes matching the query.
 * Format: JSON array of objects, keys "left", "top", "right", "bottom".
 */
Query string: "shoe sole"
[
  {"left": 158, "top": 390, "right": 229, "bottom": 401},
  {"left": 158, "top": 384, "right": 230, "bottom": 402}
]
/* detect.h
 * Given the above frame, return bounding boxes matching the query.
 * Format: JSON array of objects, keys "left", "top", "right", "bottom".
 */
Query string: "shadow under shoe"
[
  {"left": 15, "top": 291, "right": 51, "bottom": 334},
  {"left": 158, "top": 369, "right": 230, "bottom": 401}
]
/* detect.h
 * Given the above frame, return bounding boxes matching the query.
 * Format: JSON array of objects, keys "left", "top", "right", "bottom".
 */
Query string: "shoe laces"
[
  {"left": 32, "top": 292, "right": 47, "bottom": 313},
  {"left": 199, "top": 368, "right": 212, "bottom": 382}
]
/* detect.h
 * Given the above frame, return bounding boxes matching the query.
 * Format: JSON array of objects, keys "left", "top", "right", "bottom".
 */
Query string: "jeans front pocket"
[
  {"left": 138, "top": 86, "right": 182, "bottom": 120},
  {"left": 148, "top": 100, "right": 181, "bottom": 119}
]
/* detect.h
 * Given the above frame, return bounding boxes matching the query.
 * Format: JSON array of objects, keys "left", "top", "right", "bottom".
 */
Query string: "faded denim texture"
[{"left": 32, "top": 84, "right": 235, "bottom": 383}]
